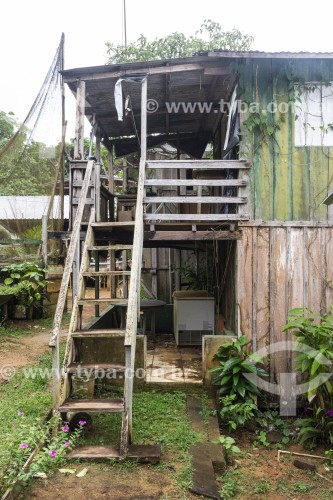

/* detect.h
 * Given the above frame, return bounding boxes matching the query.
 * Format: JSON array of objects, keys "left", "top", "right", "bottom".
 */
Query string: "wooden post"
[
  {"left": 151, "top": 248, "right": 157, "bottom": 297},
  {"left": 108, "top": 150, "right": 114, "bottom": 195},
  {"left": 42, "top": 215, "right": 48, "bottom": 267},
  {"left": 60, "top": 35, "right": 66, "bottom": 230},
  {"left": 95, "top": 162, "right": 101, "bottom": 222},
  {"left": 124, "top": 76, "right": 148, "bottom": 445},
  {"left": 123, "top": 157, "right": 128, "bottom": 193},
  {"left": 74, "top": 80, "right": 85, "bottom": 160},
  {"left": 95, "top": 129, "right": 101, "bottom": 163},
  {"left": 140, "top": 78, "right": 147, "bottom": 162}
]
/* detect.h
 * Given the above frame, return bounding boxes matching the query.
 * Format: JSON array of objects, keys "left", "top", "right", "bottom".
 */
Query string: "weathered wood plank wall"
[
  {"left": 245, "top": 59, "right": 333, "bottom": 221},
  {"left": 237, "top": 226, "right": 333, "bottom": 381}
]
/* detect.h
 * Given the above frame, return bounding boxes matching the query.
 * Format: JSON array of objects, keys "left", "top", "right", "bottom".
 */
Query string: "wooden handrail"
[
  {"left": 124, "top": 157, "right": 145, "bottom": 348},
  {"left": 49, "top": 159, "right": 94, "bottom": 405},
  {"left": 49, "top": 159, "right": 94, "bottom": 347}
]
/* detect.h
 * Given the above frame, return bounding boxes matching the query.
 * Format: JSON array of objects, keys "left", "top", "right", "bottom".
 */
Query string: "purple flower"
[
  {"left": 50, "top": 450, "right": 57, "bottom": 458},
  {"left": 12, "top": 424, "right": 17, "bottom": 428},
  {"left": 326, "top": 409, "right": 333, "bottom": 417},
  {"left": 304, "top": 406, "right": 310, "bottom": 414},
  {"left": 18, "top": 411, "right": 24, "bottom": 415},
  {"left": 19, "top": 443, "right": 29, "bottom": 449},
  {"left": 64, "top": 442, "right": 70, "bottom": 447},
  {"left": 78, "top": 420, "right": 86, "bottom": 426},
  {"left": 62, "top": 425, "right": 69, "bottom": 432}
]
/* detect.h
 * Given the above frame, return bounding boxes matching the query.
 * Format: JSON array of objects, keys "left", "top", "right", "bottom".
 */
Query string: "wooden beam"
[
  {"left": 145, "top": 179, "right": 247, "bottom": 187},
  {"left": 146, "top": 160, "right": 250, "bottom": 169},
  {"left": 239, "top": 221, "right": 333, "bottom": 227},
  {"left": 144, "top": 230, "right": 242, "bottom": 241},
  {"left": 63, "top": 63, "right": 231, "bottom": 84},
  {"left": 143, "top": 196, "right": 247, "bottom": 204},
  {"left": 143, "top": 214, "right": 249, "bottom": 221},
  {"left": 74, "top": 80, "right": 85, "bottom": 160}
]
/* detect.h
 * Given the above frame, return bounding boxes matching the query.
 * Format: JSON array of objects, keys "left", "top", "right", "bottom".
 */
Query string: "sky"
[{"left": 1, "top": 0, "right": 333, "bottom": 139}]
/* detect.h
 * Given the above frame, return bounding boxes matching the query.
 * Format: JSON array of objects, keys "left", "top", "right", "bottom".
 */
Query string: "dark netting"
[{"left": 0, "top": 34, "right": 65, "bottom": 264}]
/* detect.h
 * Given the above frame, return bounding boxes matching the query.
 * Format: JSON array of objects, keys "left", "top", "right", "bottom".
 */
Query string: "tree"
[
  {"left": 106, "top": 19, "right": 253, "bottom": 64},
  {"left": 0, "top": 111, "right": 58, "bottom": 196},
  {"left": 0, "top": 111, "right": 16, "bottom": 149}
]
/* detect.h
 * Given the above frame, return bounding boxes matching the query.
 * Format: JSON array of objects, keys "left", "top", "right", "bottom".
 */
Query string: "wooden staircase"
[{"left": 49, "top": 155, "right": 160, "bottom": 460}]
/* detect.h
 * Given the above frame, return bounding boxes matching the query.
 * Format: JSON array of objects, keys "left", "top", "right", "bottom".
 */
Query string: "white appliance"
[{"left": 173, "top": 296, "right": 215, "bottom": 346}]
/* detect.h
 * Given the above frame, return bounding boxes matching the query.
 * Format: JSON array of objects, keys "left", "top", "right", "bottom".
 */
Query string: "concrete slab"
[{"left": 146, "top": 333, "right": 202, "bottom": 384}]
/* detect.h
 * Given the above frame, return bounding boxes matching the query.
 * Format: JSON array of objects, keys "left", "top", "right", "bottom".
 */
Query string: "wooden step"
[
  {"left": 88, "top": 245, "right": 133, "bottom": 251},
  {"left": 83, "top": 271, "right": 131, "bottom": 276},
  {"left": 59, "top": 398, "right": 125, "bottom": 413},
  {"left": 78, "top": 298, "right": 128, "bottom": 306},
  {"left": 71, "top": 329, "right": 126, "bottom": 338},
  {"left": 66, "top": 363, "right": 125, "bottom": 373},
  {"left": 92, "top": 222, "right": 135, "bottom": 228},
  {"left": 68, "top": 444, "right": 161, "bottom": 463}
]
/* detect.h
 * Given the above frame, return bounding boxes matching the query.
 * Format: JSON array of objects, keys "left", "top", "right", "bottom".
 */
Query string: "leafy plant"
[
  {"left": 295, "top": 407, "right": 333, "bottom": 448},
  {"left": 219, "top": 394, "right": 257, "bottom": 431},
  {"left": 255, "top": 409, "right": 293, "bottom": 445},
  {"left": 216, "top": 435, "right": 242, "bottom": 463},
  {"left": 0, "top": 412, "right": 84, "bottom": 492},
  {"left": 253, "top": 430, "right": 269, "bottom": 447},
  {"left": 217, "top": 471, "right": 242, "bottom": 499},
  {"left": 283, "top": 307, "right": 333, "bottom": 446},
  {"left": 252, "top": 480, "right": 271, "bottom": 494},
  {"left": 210, "top": 335, "right": 268, "bottom": 402},
  {"left": 172, "top": 262, "right": 206, "bottom": 290},
  {"left": 0, "top": 261, "right": 50, "bottom": 309}
]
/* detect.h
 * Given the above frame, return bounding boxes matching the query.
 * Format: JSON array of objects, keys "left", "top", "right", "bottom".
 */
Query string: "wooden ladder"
[{"left": 57, "top": 211, "right": 135, "bottom": 457}]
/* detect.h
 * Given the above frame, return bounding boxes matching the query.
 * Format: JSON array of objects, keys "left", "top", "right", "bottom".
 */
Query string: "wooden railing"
[
  {"left": 49, "top": 159, "right": 94, "bottom": 406},
  {"left": 144, "top": 159, "right": 251, "bottom": 222}
]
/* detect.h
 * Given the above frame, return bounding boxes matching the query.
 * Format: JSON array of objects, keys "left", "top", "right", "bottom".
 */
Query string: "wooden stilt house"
[{"left": 49, "top": 51, "right": 333, "bottom": 457}]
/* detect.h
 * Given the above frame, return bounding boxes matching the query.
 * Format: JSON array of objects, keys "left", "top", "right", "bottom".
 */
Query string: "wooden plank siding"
[{"left": 237, "top": 226, "right": 333, "bottom": 382}]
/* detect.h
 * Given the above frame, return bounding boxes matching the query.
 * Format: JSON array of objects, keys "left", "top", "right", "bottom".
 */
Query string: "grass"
[
  {"left": 78, "top": 389, "right": 205, "bottom": 491},
  {"left": 0, "top": 312, "right": 71, "bottom": 495},
  {"left": 0, "top": 312, "right": 207, "bottom": 497}
]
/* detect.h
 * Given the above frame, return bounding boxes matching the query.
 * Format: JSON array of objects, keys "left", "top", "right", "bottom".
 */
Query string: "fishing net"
[{"left": 0, "top": 34, "right": 65, "bottom": 264}]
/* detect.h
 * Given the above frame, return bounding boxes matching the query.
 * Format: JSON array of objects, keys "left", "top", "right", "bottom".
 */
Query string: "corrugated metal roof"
[
  {"left": 62, "top": 51, "right": 333, "bottom": 158},
  {"left": 0, "top": 196, "right": 69, "bottom": 220}
]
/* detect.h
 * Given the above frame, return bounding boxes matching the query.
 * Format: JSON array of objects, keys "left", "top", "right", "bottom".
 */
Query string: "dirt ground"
[
  {"left": 16, "top": 430, "right": 333, "bottom": 500},
  {"left": 0, "top": 324, "right": 67, "bottom": 383},
  {"left": 20, "top": 464, "right": 198, "bottom": 500}
]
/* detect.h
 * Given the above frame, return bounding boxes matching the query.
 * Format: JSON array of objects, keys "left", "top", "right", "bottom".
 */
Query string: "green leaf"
[
  {"left": 4, "top": 277, "right": 13, "bottom": 285},
  {"left": 219, "top": 374, "right": 233, "bottom": 386},
  {"left": 241, "top": 362, "right": 257, "bottom": 373},
  {"left": 221, "top": 357, "right": 242, "bottom": 373},
  {"left": 310, "top": 360, "right": 321, "bottom": 376}
]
